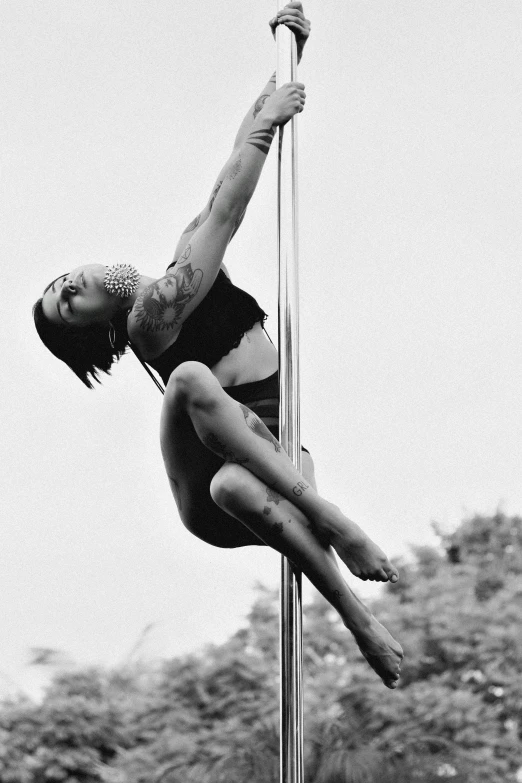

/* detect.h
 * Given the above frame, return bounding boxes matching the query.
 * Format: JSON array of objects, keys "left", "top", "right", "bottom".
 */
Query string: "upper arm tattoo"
[
  {"left": 182, "top": 213, "right": 201, "bottom": 235},
  {"left": 134, "top": 245, "right": 204, "bottom": 332},
  {"left": 209, "top": 180, "right": 223, "bottom": 212}
]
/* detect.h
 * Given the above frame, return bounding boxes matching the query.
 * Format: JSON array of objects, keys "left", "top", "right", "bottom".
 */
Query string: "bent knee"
[
  {"left": 209, "top": 463, "right": 249, "bottom": 511},
  {"left": 165, "top": 361, "right": 216, "bottom": 408}
]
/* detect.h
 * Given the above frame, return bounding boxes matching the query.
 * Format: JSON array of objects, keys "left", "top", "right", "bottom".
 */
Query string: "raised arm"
[
  {"left": 129, "top": 84, "right": 306, "bottom": 355},
  {"left": 170, "top": 2, "right": 311, "bottom": 265}
]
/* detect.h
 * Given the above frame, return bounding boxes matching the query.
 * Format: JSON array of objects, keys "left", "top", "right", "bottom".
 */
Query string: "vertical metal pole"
[{"left": 276, "top": 7, "right": 303, "bottom": 783}]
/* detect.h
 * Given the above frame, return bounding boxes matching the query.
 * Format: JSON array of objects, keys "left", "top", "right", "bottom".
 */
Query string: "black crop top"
[{"left": 147, "top": 269, "right": 267, "bottom": 384}]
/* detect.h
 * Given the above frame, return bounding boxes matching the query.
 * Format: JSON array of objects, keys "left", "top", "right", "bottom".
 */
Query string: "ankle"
[{"left": 315, "top": 501, "right": 345, "bottom": 540}]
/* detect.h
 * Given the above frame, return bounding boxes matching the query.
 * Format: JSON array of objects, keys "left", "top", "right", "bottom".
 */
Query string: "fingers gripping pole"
[{"left": 276, "top": 8, "right": 303, "bottom": 783}]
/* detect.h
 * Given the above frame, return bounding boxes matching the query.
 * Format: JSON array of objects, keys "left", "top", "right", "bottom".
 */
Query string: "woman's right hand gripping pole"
[{"left": 260, "top": 82, "right": 306, "bottom": 127}]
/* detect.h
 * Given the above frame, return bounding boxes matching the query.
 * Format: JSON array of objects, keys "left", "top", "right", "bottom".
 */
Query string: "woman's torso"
[{"left": 130, "top": 267, "right": 278, "bottom": 387}]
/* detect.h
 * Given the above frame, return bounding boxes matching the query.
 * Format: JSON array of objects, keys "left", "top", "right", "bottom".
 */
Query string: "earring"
[
  {"left": 104, "top": 263, "right": 140, "bottom": 299},
  {"left": 108, "top": 323, "right": 116, "bottom": 350}
]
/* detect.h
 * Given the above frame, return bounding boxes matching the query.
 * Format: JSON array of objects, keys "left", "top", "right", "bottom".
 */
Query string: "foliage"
[{"left": 1, "top": 514, "right": 521, "bottom": 783}]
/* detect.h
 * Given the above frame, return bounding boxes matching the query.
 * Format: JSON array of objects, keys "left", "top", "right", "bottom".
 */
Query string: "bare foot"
[
  {"left": 323, "top": 506, "right": 399, "bottom": 583},
  {"left": 353, "top": 616, "right": 403, "bottom": 689}
]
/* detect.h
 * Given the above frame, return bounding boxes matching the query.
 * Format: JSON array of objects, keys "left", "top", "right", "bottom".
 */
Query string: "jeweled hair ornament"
[{"left": 104, "top": 264, "right": 140, "bottom": 299}]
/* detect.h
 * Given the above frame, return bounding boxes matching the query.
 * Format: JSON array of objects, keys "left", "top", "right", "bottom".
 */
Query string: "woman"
[{"left": 33, "top": 3, "right": 403, "bottom": 688}]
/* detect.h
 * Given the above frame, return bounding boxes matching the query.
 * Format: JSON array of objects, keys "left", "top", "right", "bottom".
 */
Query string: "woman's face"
[{"left": 41, "top": 264, "right": 119, "bottom": 328}]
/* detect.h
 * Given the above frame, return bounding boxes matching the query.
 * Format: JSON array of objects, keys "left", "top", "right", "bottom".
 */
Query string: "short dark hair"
[{"left": 33, "top": 298, "right": 130, "bottom": 389}]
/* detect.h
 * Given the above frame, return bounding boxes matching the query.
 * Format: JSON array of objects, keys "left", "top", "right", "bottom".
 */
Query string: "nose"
[{"left": 63, "top": 279, "right": 76, "bottom": 293}]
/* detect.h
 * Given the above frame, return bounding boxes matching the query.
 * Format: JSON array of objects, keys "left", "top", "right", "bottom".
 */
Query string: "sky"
[{"left": 1, "top": 0, "right": 521, "bottom": 697}]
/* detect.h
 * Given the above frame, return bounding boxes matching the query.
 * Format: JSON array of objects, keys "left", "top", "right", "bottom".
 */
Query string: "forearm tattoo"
[
  {"left": 228, "top": 156, "right": 243, "bottom": 180},
  {"left": 134, "top": 246, "right": 203, "bottom": 332},
  {"left": 204, "top": 433, "right": 249, "bottom": 466},
  {"left": 240, "top": 404, "right": 281, "bottom": 452},
  {"left": 253, "top": 94, "right": 270, "bottom": 119},
  {"left": 246, "top": 126, "right": 276, "bottom": 156}
]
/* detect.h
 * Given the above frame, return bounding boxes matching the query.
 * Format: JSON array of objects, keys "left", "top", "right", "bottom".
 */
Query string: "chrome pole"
[{"left": 276, "top": 8, "right": 303, "bottom": 783}]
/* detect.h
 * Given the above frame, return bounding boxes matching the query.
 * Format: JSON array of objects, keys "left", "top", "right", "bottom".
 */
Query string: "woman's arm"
[
  {"left": 130, "top": 84, "right": 306, "bottom": 353},
  {"left": 169, "top": 73, "right": 277, "bottom": 266},
  {"left": 170, "top": 2, "right": 310, "bottom": 265}
]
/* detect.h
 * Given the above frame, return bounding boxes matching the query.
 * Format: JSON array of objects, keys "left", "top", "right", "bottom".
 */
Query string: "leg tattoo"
[
  {"left": 204, "top": 434, "right": 250, "bottom": 466},
  {"left": 266, "top": 485, "right": 282, "bottom": 505},
  {"left": 240, "top": 404, "right": 282, "bottom": 453}
]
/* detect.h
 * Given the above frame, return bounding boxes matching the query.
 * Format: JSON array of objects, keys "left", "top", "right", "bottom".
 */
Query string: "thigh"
[{"left": 160, "top": 390, "right": 263, "bottom": 549}]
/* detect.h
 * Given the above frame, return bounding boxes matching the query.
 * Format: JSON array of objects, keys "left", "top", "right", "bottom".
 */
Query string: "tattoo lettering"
[
  {"left": 246, "top": 126, "right": 276, "bottom": 156},
  {"left": 134, "top": 254, "right": 203, "bottom": 332},
  {"left": 182, "top": 213, "right": 201, "bottom": 235},
  {"left": 228, "top": 156, "right": 243, "bottom": 180},
  {"left": 266, "top": 485, "right": 282, "bottom": 505},
  {"left": 209, "top": 180, "right": 223, "bottom": 211},
  {"left": 292, "top": 481, "right": 309, "bottom": 497},
  {"left": 332, "top": 590, "right": 344, "bottom": 600},
  {"left": 253, "top": 94, "right": 270, "bottom": 119},
  {"left": 204, "top": 434, "right": 249, "bottom": 466},
  {"left": 240, "top": 404, "right": 282, "bottom": 453}
]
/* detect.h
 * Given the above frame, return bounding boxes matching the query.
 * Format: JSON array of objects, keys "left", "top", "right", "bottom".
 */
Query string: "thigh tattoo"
[{"left": 240, "top": 404, "right": 282, "bottom": 453}]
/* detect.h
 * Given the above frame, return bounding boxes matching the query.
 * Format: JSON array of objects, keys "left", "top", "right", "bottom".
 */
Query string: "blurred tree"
[{"left": 1, "top": 514, "right": 521, "bottom": 783}]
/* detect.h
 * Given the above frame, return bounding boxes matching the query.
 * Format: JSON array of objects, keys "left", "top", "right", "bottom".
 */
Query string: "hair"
[{"left": 33, "top": 297, "right": 130, "bottom": 389}]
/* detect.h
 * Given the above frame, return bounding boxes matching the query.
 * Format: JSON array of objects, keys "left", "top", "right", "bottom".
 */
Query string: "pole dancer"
[{"left": 32, "top": 3, "right": 403, "bottom": 689}]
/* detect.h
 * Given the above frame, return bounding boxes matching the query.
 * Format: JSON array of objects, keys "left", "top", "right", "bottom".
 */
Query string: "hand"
[
  {"left": 259, "top": 82, "right": 306, "bottom": 127},
  {"left": 269, "top": 1, "right": 311, "bottom": 63}
]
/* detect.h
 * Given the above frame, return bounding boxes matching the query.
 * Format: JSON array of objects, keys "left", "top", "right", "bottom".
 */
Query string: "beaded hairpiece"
[{"left": 104, "top": 264, "right": 140, "bottom": 299}]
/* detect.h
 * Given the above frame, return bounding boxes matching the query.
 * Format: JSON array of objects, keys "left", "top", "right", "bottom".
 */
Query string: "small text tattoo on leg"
[{"left": 292, "top": 481, "right": 309, "bottom": 497}]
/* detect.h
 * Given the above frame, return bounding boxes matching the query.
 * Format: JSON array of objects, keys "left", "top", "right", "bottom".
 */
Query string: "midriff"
[{"left": 210, "top": 322, "right": 278, "bottom": 387}]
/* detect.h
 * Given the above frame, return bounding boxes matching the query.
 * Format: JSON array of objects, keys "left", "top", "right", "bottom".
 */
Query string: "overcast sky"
[{"left": 1, "top": 0, "right": 521, "bottom": 697}]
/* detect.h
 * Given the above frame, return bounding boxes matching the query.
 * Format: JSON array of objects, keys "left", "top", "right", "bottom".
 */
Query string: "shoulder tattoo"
[{"left": 134, "top": 248, "right": 204, "bottom": 332}]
